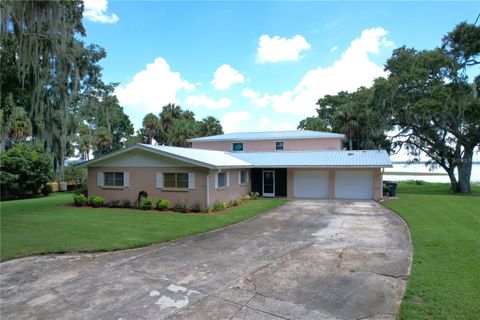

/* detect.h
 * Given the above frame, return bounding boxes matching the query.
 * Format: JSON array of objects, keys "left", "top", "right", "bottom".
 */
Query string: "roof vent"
[{"left": 347, "top": 152, "right": 354, "bottom": 156}]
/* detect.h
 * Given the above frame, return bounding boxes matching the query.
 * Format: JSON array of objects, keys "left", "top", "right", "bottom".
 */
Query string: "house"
[{"left": 82, "top": 130, "right": 392, "bottom": 208}]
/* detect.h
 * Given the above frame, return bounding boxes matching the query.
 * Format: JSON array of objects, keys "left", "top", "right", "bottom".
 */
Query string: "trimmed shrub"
[
  {"left": 121, "top": 199, "right": 132, "bottom": 208},
  {"left": 233, "top": 198, "right": 241, "bottom": 206},
  {"left": 248, "top": 191, "right": 259, "bottom": 200},
  {"left": 190, "top": 202, "right": 201, "bottom": 213},
  {"left": 74, "top": 184, "right": 88, "bottom": 196},
  {"left": 41, "top": 184, "right": 52, "bottom": 196},
  {"left": 73, "top": 194, "right": 87, "bottom": 207},
  {"left": 222, "top": 201, "right": 229, "bottom": 209},
  {"left": 174, "top": 202, "right": 187, "bottom": 213},
  {"left": 106, "top": 200, "right": 122, "bottom": 208},
  {"left": 138, "top": 196, "right": 153, "bottom": 210},
  {"left": 241, "top": 194, "right": 251, "bottom": 201},
  {"left": 156, "top": 198, "right": 170, "bottom": 211},
  {"left": 211, "top": 201, "right": 224, "bottom": 212},
  {"left": 90, "top": 195, "right": 105, "bottom": 208}
]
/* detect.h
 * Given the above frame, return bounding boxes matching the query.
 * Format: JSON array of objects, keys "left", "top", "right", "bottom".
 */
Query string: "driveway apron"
[{"left": 0, "top": 200, "right": 412, "bottom": 320}]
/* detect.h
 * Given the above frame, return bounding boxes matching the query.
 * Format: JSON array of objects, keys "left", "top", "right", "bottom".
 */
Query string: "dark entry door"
[{"left": 263, "top": 170, "right": 275, "bottom": 197}]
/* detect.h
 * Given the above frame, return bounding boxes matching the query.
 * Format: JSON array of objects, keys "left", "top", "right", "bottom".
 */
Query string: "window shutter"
[
  {"left": 97, "top": 172, "right": 104, "bottom": 187},
  {"left": 188, "top": 172, "right": 195, "bottom": 190},
  {"left": 238, "top": 171, "right": 241, "bottom": 185},
  {"left": 246, "top": 170, "right": 249, "bottom": 184},
  {"left": 156, "top": 172, "right": 163, "bottom": 189},
  {"left": 123, "top": 172, "right": 130, "bottom": 187},
  {"left": 215, "top": 173, "right": 218, "bottom": 189},
  {"left": 227, "top": 172, "right": 230, "bottom": 187}
]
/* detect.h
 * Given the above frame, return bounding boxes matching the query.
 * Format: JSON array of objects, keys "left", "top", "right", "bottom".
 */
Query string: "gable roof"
[
  {"left": 80, "top": 144, "right": 392, "bottom": 169},
  {"left": 187, "top": 130, "right": 346, "bottom": 142}
]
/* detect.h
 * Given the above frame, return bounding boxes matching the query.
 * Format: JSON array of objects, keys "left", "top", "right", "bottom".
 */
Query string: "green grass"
[
  {"left": 0, "top": 193, "right": 287, "bottom": 261},
  {"left": 384, "top": 182, "right": 480, "bottom": 320}
]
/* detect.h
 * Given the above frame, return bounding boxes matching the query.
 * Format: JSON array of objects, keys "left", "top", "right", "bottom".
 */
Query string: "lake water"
[{"left": 383, "top": 163, "right": 480, "bottom": 183}]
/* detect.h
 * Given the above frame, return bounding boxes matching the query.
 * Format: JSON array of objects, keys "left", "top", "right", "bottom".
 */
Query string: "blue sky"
[{"left": 82, "top": 1, "right": 479, "bottom": 133}]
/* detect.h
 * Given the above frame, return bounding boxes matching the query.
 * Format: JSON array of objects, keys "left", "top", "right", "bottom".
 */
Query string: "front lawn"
[
  {"left": 0, "top": 193, "right": 287, "bottom": 260},
  {"left": 384, "top": 182, "right": 480, "bottom": 320}
]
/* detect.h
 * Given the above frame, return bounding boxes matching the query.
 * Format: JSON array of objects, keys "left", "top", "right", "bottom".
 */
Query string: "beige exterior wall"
[
  {"left": 287, "top": 168, "right": 383, "bottom": 200},
  {"left": 88, "top": 166, "right": 209, "bottom": 208},
  {"left": 207, "top": 169, "right": 251, "bottom": 205},
  {"left": 191, "top": 138, "right": 342, "bottom": 152}
]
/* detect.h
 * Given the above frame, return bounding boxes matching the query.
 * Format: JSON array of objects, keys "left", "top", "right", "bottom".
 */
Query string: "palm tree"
[
  {"left": 199, "top": 116, "right": 223, "bottom": 137},
  {"left": 142, "top": 113, "right": 159, "bottom": 144},
  {"left": 93, "top": 126, "right": 112, "bottom": 157},
  {"left": 167, "top": 119, "right": 198, "bottom": 147},
  {"left": 334, "top": 104, "right": 359, "bottom": 150},
  {"left": 158, "top": 104, "right": 182, "bottom": 144}
]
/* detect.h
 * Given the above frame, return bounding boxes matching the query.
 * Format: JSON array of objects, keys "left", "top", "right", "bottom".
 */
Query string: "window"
[
  {"left": 217, "top": 172, "right": 227, "bottom": 188},
  {"left": 163, "top": 173, "right": 189, "bottom": 189},
  {"left": 239, "top": 170, "right": 247, "bottom": 184},
  {"left": 104, "top": 172, "right": 124, "bottom": 187},
  {"left": 232, "top": 143, "right": 243, "bottom": 151},
  {"left": 275, "top": 141, "right": 284, "bottom": 151}
]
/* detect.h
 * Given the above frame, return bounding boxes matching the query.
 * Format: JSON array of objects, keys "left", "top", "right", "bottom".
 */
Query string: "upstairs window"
[
  {"left": 232, "top": 142, "right": 244, "bottom": 151},
  {"left": 275, "top": 141, "right": 284, "bottom": 151},
  {"left": 164, "top": 173, "right": 189, "bottom": 189},
  {"left": 104, "top": 172, "right": 124, "bottom": 187}
]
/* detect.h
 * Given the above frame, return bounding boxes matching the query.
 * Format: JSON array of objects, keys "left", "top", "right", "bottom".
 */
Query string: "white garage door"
[
  {"left": 293, "top": 170, "right": 329, "bottom": 198},
  {"left": 335, "top": 171, "right": 373, "bottom": 200}
]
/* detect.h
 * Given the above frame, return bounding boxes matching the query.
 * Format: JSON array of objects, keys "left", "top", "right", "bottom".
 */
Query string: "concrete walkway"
[{"left": 0, "top": 200, "right": 412, "bottom": 320}]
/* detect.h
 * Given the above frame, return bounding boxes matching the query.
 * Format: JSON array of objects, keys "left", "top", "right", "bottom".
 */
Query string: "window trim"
[
  {"left": 232, "top": 142, "right": 244, "bottom": 152},
  {"left": 275, "top": 141, "right": 284, "bottom": 151},
  {"left": 103, "top": 172, "right": 124, "bottom": 187},
  {"left": 217, "top": 172, "right": 227, "bottom": 188},
  {"left": 239, "top": 170, "right": 248, "bottom": 185},
  {"left": 163, "top": 172, "right": 189, "bottom": 189}
]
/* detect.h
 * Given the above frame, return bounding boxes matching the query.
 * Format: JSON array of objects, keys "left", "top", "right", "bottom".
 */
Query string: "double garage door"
[{"left": 293, "top": 170, "right": 373, "bottom": 200}]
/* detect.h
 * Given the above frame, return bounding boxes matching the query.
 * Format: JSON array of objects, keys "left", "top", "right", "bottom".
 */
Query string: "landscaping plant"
[
  {"left": 156, "top": 198, "right": 170, "bottom": 211},
  {"left": 73, "top": 194, "right": 87, "bottom": 207},
  {"left": 89, "top": 195, "right": 105, "bottom": 208},
  {"left": 138, "top": 196, "right": 153, "bottom": 210}
]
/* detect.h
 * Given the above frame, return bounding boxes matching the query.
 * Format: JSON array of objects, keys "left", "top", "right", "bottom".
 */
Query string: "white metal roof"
[
  {"left": 80, "top": 144, "right": 392, "bottom": 169},
  {"left": 230, "top": 150, "right": 392, "bottom": 168},
  {"left": 188, "top": 130, "right": 346, "bottom": 142}
]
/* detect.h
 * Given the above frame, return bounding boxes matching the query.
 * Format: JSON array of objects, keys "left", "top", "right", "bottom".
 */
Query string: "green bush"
[
  {"left": 233, "top": 198, "right": 241, "bottom": 206},
  {"left": 73, "top": 194, "right": 87, "bottom": 207},
  {"left": 174, "top": 202, "right": 187, "bottom": 213},
  {"left": 0, "top": 143, "right": 54, "bottom": 198},
  {"left": 211, "top": 201, "right": 224, "bottom": 212},
  {"left": 106, "top": 200, "right": 122, "bottom": 208},
  {"left": 241, "top": 194, "right": 251, "bottom": 201},
  {"left": 89, "top": 195, "right": 105, "bottom": 208},
  {"left": 121, "top": 199, "right": 131, "bottom": 208},
  {"left": 74, "top": 184, "right": 88, "bottom": 196},
  {"left": 222, "top": 201, "right": 229, "bottom": 209},
  {"left": 190, "top": 202, "right": 201, "bottom": 213},
  {"left": 248, "top": 191, "right": 260, "bottom": 200},
  {"left": 41, "top": 184, "right": 52, "bottom": 196},
  {"left": 156, "top": 198, "right": 170, "bottom": 211},
  {"left": 138, "top": 196, "right": 153, "bottom": 210}
]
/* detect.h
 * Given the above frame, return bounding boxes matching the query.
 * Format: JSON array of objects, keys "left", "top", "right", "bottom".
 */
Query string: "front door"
[{"left": 263, "top": 170, "right": 275, "bottom": 197}]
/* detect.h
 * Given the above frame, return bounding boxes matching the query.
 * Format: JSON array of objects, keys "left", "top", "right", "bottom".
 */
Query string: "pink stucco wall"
[
  {"left": 207, "top": 169, "right": 251, "bottom": 205},
  {"left": 191, "top": 138, "right": 342, "bottom": 152},
  {"left": 286, "top": 168, "right": 383, "bottom": 200},
  {"left": 88, "top": 166, "right": 251, "bottom": 209},
  {"left": 88, "top": 166, "right": 209, "bottom": 208}
]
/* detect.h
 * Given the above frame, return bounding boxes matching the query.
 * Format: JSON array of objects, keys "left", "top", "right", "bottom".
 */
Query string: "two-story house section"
[
  {"left": 81, "top": 131, "right": 392, "bottom": 207},
  {"left": 189, "top": 130, "right": 345, "bottom": 152}
]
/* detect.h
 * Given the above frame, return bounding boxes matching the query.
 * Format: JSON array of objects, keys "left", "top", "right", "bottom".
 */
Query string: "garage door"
[
  {"left": 293, "top": 170, "right": 329, "bottom": 198},
  {"left": 335, "top": 171, "right": 373, "bottom": 200}
]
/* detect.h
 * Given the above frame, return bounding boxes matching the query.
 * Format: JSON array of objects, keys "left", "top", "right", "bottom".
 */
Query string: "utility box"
[{"left": 60, "top": 181, "right": 68, "bottom": 191}]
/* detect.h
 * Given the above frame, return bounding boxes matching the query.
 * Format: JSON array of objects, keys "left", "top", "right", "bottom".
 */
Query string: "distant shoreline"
[
  {"left": 392, "top": 161, "right": 480, "bottom": 165},
  {"left": 384, "top": 172, "right": 448, "bottom": 176}
]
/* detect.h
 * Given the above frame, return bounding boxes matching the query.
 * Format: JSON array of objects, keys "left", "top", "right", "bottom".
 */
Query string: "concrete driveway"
[{"left": 0, "top": 200, "right": 412, "bottom": 320}]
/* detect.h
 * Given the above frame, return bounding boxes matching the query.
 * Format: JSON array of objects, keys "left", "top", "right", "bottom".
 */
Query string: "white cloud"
[
  {"left": 116, "top": 57, "right": 194, "bottom": 115},
  {"left": 212, "top": 64, "right": 245, "bottom": 90},
  {"left": 221, "top": 111, "right": 252, "bottom": 133},
  {"left": 266, "top": 27, "right": 394, "bottom": 116},
  {"left": 257, "top": 34, "right": 311, "bottom": 63},
  {"left": 260, "top": 117, "right": 271, "bottom": 125},
  {"left": 185, "top": 95, "right": 231, "bottom": 110},
  {"left": 242, "top": 88, "right": 271, "bottom": 108},
  {"left": 330, "top": 46, "right": 338, "bottom": 52},
  {"left": 84, "top": 0, "right": 119, "bottom": 24}
]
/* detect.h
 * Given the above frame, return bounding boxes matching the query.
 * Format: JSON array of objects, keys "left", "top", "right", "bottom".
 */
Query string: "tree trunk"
[
  {"left": 445, "top": 167, "right": 459, "bottom": 193},
  {"left": 457, "top": 147, "right": 474, "bottom": 194}
]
